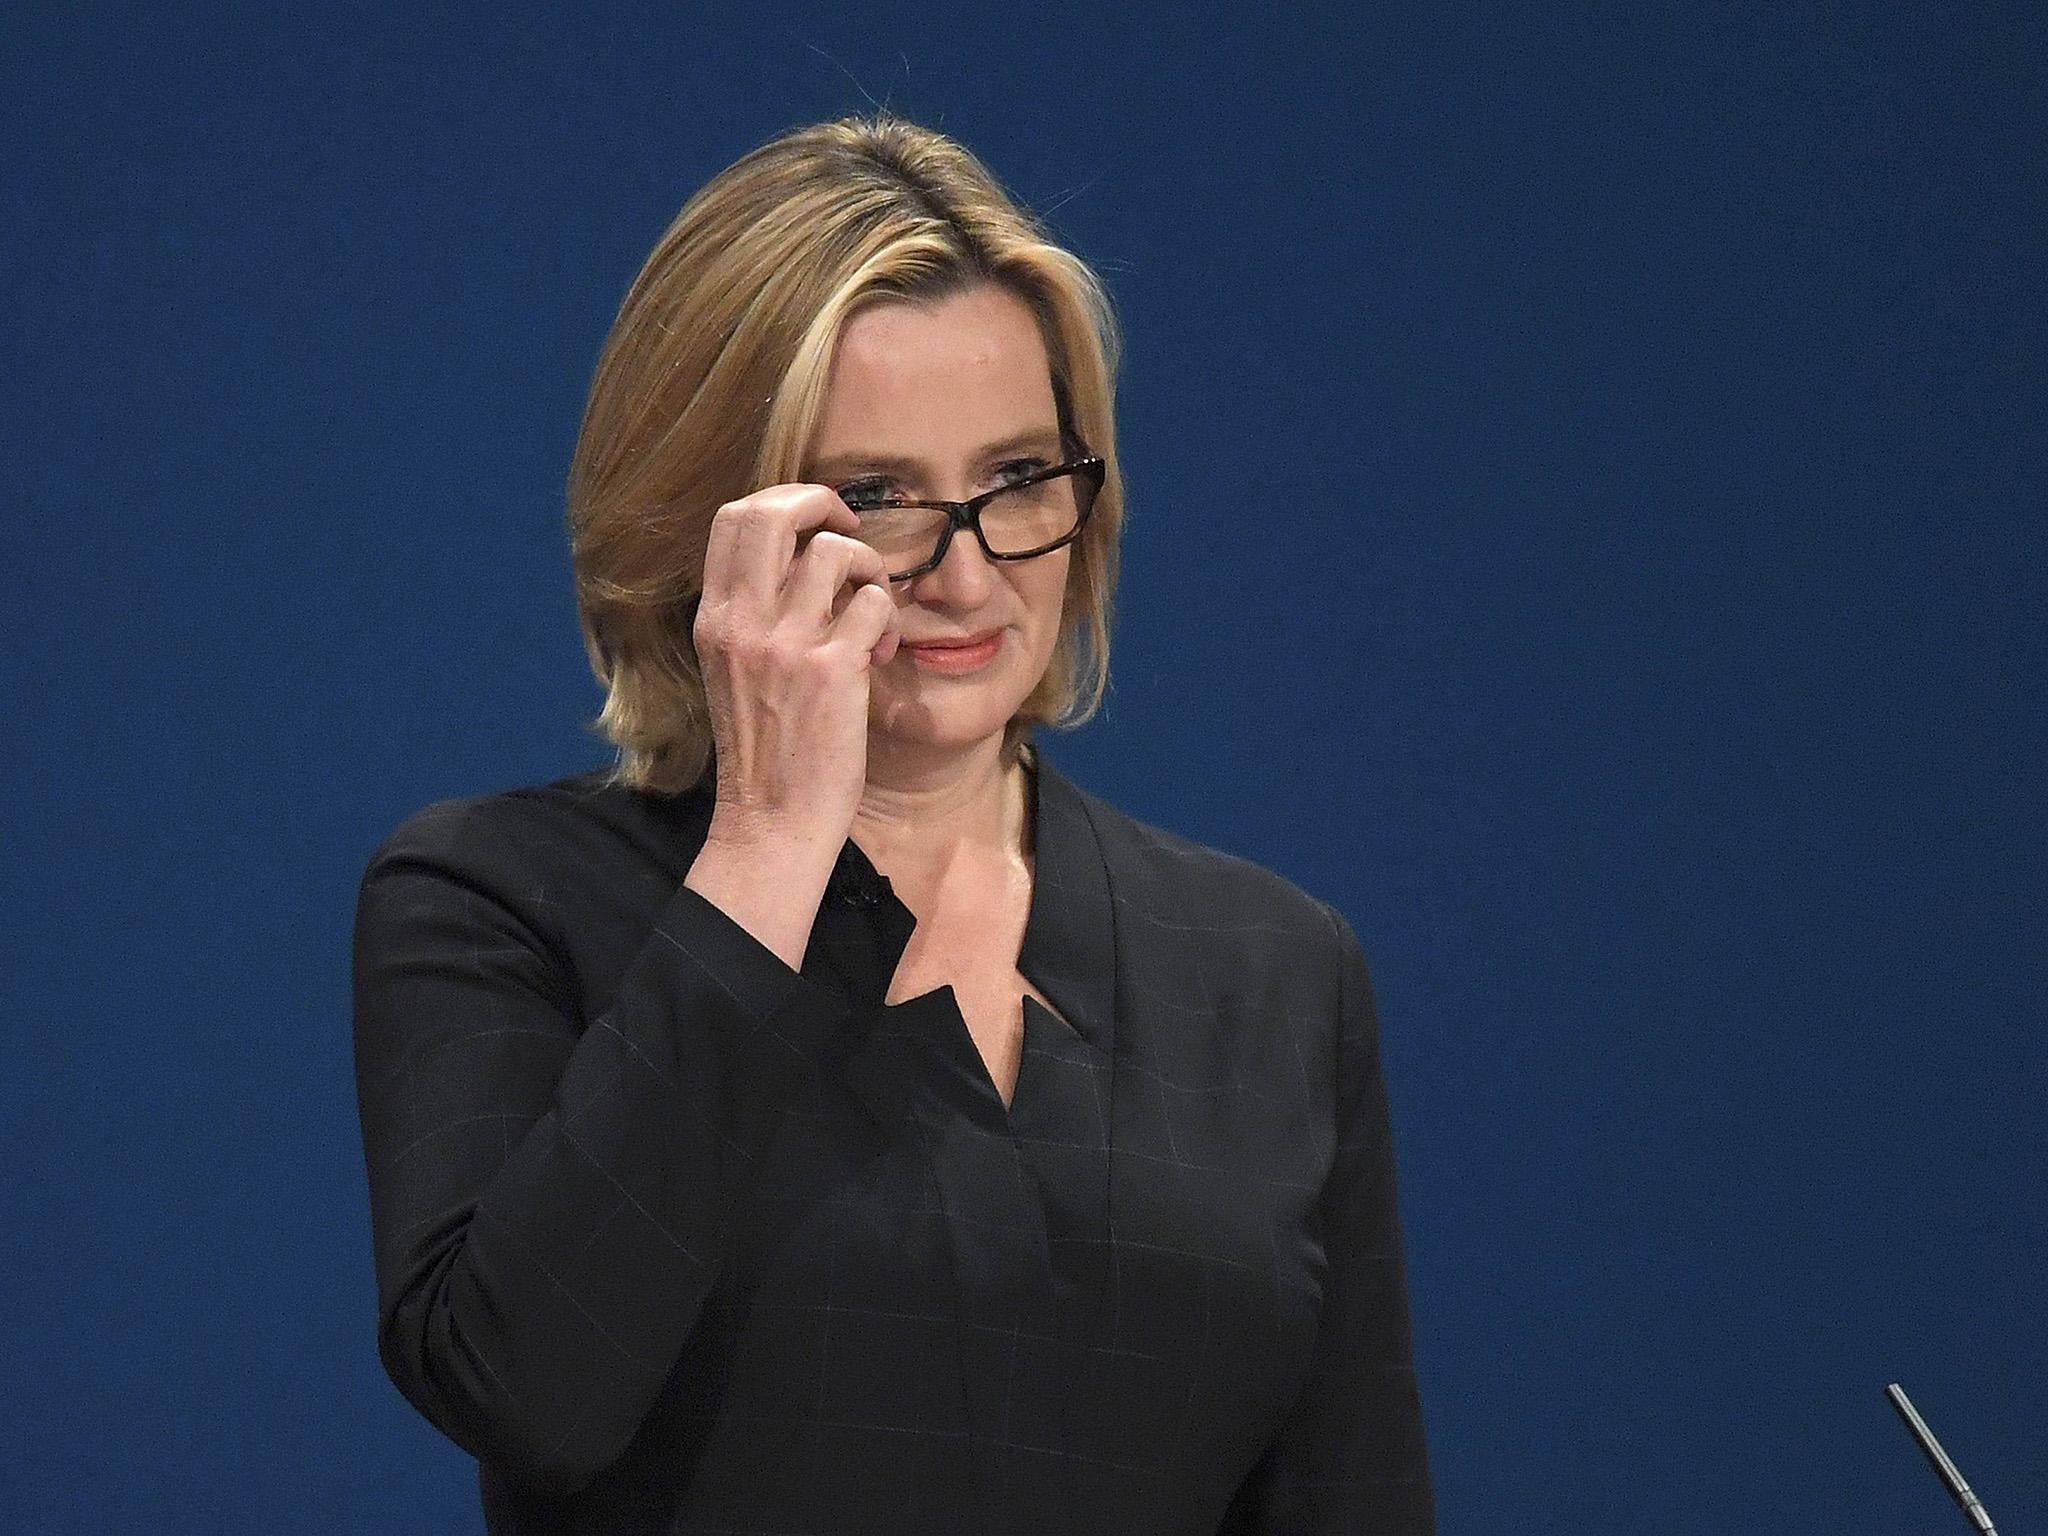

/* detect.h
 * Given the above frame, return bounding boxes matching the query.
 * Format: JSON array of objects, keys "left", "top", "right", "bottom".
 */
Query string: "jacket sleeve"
[
  {"left": 350, "top": 800, "right": 849, "bottom": 1494},
  {"left": 1220, "top": 900, "right": 1436, "bottom": 1533}
]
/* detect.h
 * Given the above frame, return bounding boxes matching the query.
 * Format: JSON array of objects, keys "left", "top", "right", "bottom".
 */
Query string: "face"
[{"left": 805, "top": 283, "right": 1074, "bottom": 767}]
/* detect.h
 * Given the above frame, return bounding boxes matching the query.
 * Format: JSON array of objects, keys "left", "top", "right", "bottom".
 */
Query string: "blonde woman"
[{"left": 352, "top": 115, "right": 1433, "bottom": 1535}]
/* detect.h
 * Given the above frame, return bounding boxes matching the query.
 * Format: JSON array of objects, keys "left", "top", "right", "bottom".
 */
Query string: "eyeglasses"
[{"left": 835, "top": 456, "right": 1107, "bottom": 581}]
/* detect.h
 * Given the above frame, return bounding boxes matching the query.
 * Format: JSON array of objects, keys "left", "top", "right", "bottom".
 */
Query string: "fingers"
[
  {"left": 709, "top": 485, "right": 861, "bottom": 612},
  {"left": 784, "top": 529, "right": 891, "bottom": 626},
  {"left": 696, "top": 485, "right": 895, "bottom": 682},
  {"left": 830, "top": 579, "right": 900, "bottom": 665}
]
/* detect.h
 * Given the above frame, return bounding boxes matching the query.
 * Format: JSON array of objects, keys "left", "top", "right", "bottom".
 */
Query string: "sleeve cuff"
[{"left": 653, "top": 881, "right": 852, "bottom": 1064}]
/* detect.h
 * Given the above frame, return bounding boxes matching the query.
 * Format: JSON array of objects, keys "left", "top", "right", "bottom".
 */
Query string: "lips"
[{"left": 898, "top": 628, "right": 1003, "bottom": 674}]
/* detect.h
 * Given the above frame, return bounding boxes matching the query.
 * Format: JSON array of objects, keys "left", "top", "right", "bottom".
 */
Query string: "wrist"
[
  {"left": 699, "top": 812, "right": 845, "bottom": 878},
  {"left": 684, "top": 824, "right": 841, "bottom": 976}
]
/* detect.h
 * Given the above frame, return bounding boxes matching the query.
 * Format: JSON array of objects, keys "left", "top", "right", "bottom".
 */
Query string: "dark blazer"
[{"left": 351, "top": 752, "right": 1433, "bottom": 1535}]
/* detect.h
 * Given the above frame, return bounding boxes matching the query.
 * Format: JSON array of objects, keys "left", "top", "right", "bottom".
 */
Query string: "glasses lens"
[
  {"left": 851, "top": 504, "right": 950, "bottom": 576},
  {"left": 980, "top": 467, "right": 1088, "bottom": 556}
]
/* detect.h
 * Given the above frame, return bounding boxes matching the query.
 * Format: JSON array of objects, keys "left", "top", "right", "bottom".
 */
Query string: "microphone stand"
[{"left": 1886, "top": 1382, "right": 1999, "bottom": 1536}]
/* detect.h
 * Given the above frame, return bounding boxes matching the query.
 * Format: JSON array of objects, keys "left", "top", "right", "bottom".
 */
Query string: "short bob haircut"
[{"left": 567, "top": 114, "right": 1125, "bottom": 795}]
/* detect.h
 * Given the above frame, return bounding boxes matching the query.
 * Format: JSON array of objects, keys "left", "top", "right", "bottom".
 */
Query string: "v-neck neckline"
[
  {"left": 887, "top": 985, "right": 1073, "bottom": 1126},
  {"left": 835, "top": 756, "right": 1109, "bottom": 1018}
]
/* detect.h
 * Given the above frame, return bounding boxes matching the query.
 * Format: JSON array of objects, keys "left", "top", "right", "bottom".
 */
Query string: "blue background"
[{"left": 4, "top": 4, "right": 2041, "bottom": 1531}]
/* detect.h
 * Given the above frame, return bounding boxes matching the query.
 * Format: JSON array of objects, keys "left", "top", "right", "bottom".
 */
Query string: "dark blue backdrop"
[{"left": 5, "top": 4, "right": 2041, "bottom": 1531}]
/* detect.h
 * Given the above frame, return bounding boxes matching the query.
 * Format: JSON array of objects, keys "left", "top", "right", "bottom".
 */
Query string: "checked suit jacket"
[{"left": 351, "top": 747, "right": 1434, "bottom": 1535}]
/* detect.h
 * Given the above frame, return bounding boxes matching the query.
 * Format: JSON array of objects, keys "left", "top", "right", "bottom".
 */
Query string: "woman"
[{"left": 353, "top": 114, "right": 1434, "bottom": 1535}]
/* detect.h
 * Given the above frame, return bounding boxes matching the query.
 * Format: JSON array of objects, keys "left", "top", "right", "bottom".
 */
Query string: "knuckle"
[
  {"left": 808, "top": 529, "right": 853, "bottom": 552},
  {"left": 716, "top": 616, "right": 765, "bottom": 656},
  {"left": 728, "top": 488, "right": 801, "bottom": 523},
  {"left": 766, "top": 483, "right": 817, "bottom": 507}
]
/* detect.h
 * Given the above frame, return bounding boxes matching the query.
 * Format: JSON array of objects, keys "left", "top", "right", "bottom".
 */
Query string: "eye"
[
  {"left": 835, "top": 476, "right": 901, "bottom": 511},
  {"left": 991, "top": 457, "right": 1049, "bottom": 488}
]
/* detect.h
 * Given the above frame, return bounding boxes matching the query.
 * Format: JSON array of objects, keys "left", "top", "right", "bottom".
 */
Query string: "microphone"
[{"left": 1885, "top": 1382, "right": 1998, "bottom": 1536}]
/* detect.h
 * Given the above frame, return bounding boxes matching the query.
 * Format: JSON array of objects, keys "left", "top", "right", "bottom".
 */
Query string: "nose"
[{"left": 908, "top": 518, "right": 999, "bottom": 607}]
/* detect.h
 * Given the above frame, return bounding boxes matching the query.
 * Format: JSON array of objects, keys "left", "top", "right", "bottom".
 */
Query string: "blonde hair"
[{"left": 567, "top": 114, "right": 1124, "bottom": 795}]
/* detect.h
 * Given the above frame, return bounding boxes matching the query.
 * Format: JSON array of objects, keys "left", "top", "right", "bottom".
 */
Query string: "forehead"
[{"left": 809, "top": 284, "right": 1058, "bottom": 462}]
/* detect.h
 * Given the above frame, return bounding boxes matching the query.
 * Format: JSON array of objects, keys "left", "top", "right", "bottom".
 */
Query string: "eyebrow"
[{"left": 807, "top": 428, "right": 1067, "bottom": 481}]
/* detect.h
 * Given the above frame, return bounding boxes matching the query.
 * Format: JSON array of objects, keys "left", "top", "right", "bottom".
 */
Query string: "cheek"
[
  {"left": 1017, "top": 599, "right": 1063, "bottom": 671},
  {"left": 1027, "top": 556, "right": 1073, "bottom": 647}
]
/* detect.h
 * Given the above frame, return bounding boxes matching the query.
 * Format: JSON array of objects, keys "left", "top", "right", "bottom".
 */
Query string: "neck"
[{"left": 853, "top": 731, "right": 1031, "bottom": 883}]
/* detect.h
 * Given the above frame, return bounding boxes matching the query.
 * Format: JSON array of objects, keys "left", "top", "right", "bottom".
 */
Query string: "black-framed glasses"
[{"left": 837, "top": 456, "right": 1107, "bottom": 581}]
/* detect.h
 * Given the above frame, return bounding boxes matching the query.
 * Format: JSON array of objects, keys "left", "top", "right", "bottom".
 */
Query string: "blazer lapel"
[{"left": 1018, "top": 753, "right": 1119, "bottom": 1061}]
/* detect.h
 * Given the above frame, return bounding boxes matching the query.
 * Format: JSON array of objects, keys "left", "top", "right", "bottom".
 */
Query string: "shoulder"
[{"left": 362, "top": 767, "right": 712, "bottom": 895}]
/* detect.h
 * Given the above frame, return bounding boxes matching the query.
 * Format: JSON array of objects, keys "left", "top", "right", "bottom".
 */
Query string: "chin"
[{"left": 869, "top": 665, "right": 1031, "bottom": 757}]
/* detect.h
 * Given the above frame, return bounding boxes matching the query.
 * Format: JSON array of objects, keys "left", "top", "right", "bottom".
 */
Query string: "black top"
[{"left": 351, "top": 753, "right": 1434, "bottom": 1534}]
